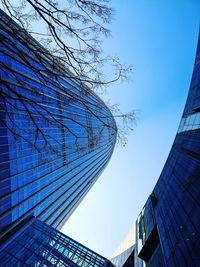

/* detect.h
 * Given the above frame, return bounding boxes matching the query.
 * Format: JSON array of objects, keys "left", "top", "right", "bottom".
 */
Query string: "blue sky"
[{"left": 61, "top": 1, "right": 200, "bottom": 258}]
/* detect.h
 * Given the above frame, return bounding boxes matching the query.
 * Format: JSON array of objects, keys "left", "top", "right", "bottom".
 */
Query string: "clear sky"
[{"left": 61, "top": 0, "right": 200, "bottom": 258}]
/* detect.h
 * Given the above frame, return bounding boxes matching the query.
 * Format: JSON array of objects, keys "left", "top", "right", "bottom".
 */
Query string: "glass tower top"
[{"left": 0, "top": 9, "right": 117, "bottom": 239}]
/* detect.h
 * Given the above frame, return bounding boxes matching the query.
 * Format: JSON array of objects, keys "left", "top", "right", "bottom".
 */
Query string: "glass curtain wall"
[{"left": 0, "top": 9, "right": 117, "bottom": 239}]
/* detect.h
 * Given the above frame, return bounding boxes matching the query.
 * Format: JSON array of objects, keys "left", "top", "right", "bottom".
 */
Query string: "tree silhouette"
[{"left": 0, "top": 0, "right": 135, "bottom": 153}]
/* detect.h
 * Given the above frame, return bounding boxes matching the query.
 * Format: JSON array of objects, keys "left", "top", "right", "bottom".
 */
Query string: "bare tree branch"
[{"left": 0, "top": 0, "right": 135, "bottom": 152}]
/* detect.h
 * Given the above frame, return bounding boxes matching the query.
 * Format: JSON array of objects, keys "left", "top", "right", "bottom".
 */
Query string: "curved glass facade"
[
  {"left": 0, "top": 10, "right": 117, "bottom": 239},
  {"left": 135, "top": 32, "right": 200, "bottom": 267}
]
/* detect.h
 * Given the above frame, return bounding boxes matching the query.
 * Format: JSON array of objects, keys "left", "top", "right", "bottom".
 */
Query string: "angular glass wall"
[
  {"left": 135, "top": 195, "right": 165, "bottom": 267},
  {"left": 110, "top": 224, "right": 136, "bottom": 267},
  {"left": 0, "top": 9, "right": 117, "bottom": 239},
  {"left": 110, "top": 245, "right": 135, "bottom": 267},
  {"left": 0, "top": 217, "right": 111, "bottom": 267}
]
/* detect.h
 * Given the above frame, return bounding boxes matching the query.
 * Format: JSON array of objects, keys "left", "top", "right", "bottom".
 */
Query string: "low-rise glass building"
[{"left": 0, "top": 217, "right": 111, "bottom": 267}]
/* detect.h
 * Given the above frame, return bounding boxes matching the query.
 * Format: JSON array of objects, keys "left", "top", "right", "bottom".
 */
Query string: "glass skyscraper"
[
  {"left": 133, "top": 32, "right": 200, "bottom": 266},
  {"left": 109, "top": 31, "right": 200, "bottom": 267},
  {"left": 0, "top": 8, "right": 117, "bottom": 241}
]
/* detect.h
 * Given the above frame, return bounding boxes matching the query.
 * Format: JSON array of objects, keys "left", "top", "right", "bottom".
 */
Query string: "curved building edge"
[
  {"left": 0, "top": 8, "right": 117, "bottom": 239},
  {"left": 111, "top": 31, "right": 200, "bottom": 267},
  {"left": 134, "top": 30, "right": 200, "bottom": 267}
]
